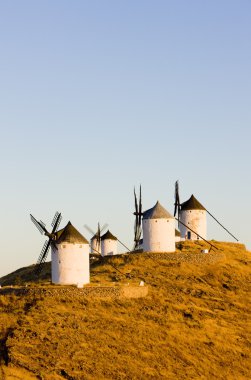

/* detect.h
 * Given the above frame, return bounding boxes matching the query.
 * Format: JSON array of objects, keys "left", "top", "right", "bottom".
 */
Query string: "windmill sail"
[
  {"left": 35, "top": 239, "right": 52, "bottom": 274},
  {"left": 30, "top": 214, "right": 47, "bottom": 235},
  {"left": 31, "top": 212, "right": 62, "bottom": 275},
  {"left": 174, "top": 180, "right": 181, "bottom": 222},
  {"left": 37, "top": 240, "right": 51, "bottom": 264},
  {"left": 85, "top": 223, "right": 108, "bottom": 255},
  {"left": 133, "top": 185, "right": 143, "bottom": 249},
  {"left": 51, "top": 212, "right": 62, "bottom": 235},
  {"left": 51, "top": 212, "right": 61, "bottom": 227}
]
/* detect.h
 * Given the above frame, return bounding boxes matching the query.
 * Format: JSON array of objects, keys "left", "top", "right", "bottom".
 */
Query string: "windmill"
[
  {"left": 84, "top": 223, "right": 108, "bottom": 254},
  {"left": 30, "top": 212, "right": 62, "bottom": 274},
  {"left": 174, "top": 180, "right": 239, "bottom": 242},
  {"left": 133, "top": 185, "right": 143, "bottom": 250}
]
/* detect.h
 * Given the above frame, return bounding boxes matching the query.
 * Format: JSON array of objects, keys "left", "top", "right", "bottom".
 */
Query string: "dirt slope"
[{"left": 0, "top": 241, "right": 250, "bottom": 380}]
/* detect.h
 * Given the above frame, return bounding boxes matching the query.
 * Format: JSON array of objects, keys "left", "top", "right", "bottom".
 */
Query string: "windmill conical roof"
[
  {"left": 56, "top": 222, "right": 89, "bottom": 244},
  {"left": 54, "top": 227, "right": 65, "bottom": 240},
  {"left": 90, "top": 233, "right": 98, "bottom": 241},
  {"left": 101, "top": 230, "right": 117, "bottom": 241},
  {"left": 143, "top": 201, "right": 173, "bottom": 219},
  {"left": 180, "top": 194, "right": 206, "bottom": 211}
]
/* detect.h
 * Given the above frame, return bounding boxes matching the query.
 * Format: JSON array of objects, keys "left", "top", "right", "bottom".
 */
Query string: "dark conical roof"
[
  {"left": 143, "top": 201, "right": 173, "bottom": 219},
  {"left": 101, "top": 230, "right": 117, "bottom": 241},
  {"left": 180, "top": 194, "right": 206, "bottom": 211},
  {"left": 54, "top": 227, "right": 65, "bottom": 240},
  {"left": 90, "top": 233, "right": 99, "bottom": 241},
  {"left": 56, "top": 222, "right": 89, "bottom": 244}
]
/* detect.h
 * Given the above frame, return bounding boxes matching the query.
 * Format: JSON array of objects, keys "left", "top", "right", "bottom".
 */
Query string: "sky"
[{"left": 0, "top": 1, "right": 250, "bottom": 277}]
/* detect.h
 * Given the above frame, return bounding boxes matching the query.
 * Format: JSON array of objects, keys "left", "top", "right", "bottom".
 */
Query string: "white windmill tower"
[
  {"left": 174, "top": 181, "right": 207, "bottom": 241},
  {"left": 101, "top": 230, "right": 118, "bottom": 256},
  {"left": 179, "top": 195, "right": 207, "bottom": 240},
  {"left": 142, "top": 201, "right": 175, "bottom": 252},
  {"left": 51, "top": 221, "right": 90, "bottom": 285},
  {"left": 30, "top": 213, "right": 90, "bottom": 285}
]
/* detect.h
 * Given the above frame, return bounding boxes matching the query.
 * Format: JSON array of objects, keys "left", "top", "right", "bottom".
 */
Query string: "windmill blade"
[
  {"left": 138, "top": 185, "right": 143, "bottom": 240},
  {"left": 134, "top": 217, "right": 142, "bottom": 249},
  {"left": 51, "top": 212, "right": 62, "bottom": 234},
  {"left": 36, "top": 239, "right": 52, "bottom": 265},
  {"left": 134, "top": 187, "right": 139, "bottom": 238},
  {"left": 174, "top": 180, "right": 180, "bottom": 217},
  {"left": 30, "top": 214, "right": 48, "bottom": 234},
  {"left": 174, "top": 197, "right": 177, "bottom": 217},
  {"left": 134, "top": 214, "right": 140, "bottom": 243},
  {"left": 177, "top": 181, "right": 181, "bottom": 221},
  {"left": 84, "top": 224, "right": 96, "bottom": 236},
  {"left": 100, "top": 223, "right": 108, "bottom": 233},
  {"left": 134, "top": 219, "right": 138, "bottom": 243},
  {"left": 139, "top": 185, "right": 142, "bottom": 221},
  {"left": 34, "top": 238, "right": 52, "bottom": 274},
  {"left": 31, "top": 212, "right": 62, "bottom": 275},
  {"left": 134, "top": 187, "right": 138, "bottom": 216},
  {"left": 39, "top": 220, "right": 46, "bottom": 228},
  {"left": 51, "top": 212, "right": 60, "bottom": 227},
  {"left": 136, "top": 228, "right": 142, "bottom": 246},
  {"left": 133, "top": 186, "right": 143, "bottom": 249},
  {"left": 97, "top": 222, "right": 101, "bottom": 245},
  {"left": 176, "top": 180, "right": 180, "bottom": 205},
  {"left": 205, "top": 209, "right": 239, "bottom": 242},
  {"left": 174, "top": 181, "right": 177, "bottom": 216}
]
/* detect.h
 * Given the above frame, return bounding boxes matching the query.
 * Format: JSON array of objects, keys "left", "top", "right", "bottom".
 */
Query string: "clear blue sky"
[{"left": 0, "top": 1, "right": 250, "bottom": 277}]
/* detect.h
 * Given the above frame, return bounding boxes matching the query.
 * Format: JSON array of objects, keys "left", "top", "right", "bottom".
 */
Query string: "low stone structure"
[
  {"left": 144, "top": 251, "right": 225, "bottom": 264},
  {"left": 0, "top": 285, "right": 148, "bottom": 299}
]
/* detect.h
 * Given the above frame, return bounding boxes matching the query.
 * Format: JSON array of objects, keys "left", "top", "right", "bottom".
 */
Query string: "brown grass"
[{"left": 0, "top": 241, "right": 250, "bottom": 379}]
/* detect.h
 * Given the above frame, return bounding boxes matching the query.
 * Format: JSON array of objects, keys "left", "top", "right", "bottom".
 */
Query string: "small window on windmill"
[
  {"left": 62, "top": 245, "right": 66, "bottom": 249},
  {"left": 155, "top": 220, "right": 157, "bottom": 223}
]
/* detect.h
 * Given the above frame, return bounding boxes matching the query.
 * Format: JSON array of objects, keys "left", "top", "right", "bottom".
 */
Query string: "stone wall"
[
  {"left": 144, "top": 251, "right": 225, "bottom": 264},
  {"left": 0, "top": 285, "right": 149, "bottom": 299}
]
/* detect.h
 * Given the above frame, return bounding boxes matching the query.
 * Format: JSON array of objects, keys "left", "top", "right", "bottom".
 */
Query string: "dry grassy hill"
[{"left": 0, "top": 241, "right": 250, "bottom": 380}]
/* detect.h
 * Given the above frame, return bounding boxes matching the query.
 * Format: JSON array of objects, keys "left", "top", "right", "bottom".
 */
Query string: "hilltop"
[{"left": 0, "top": 241, "right": 250, "bottom": 379}]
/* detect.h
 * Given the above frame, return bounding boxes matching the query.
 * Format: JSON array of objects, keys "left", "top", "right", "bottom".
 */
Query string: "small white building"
[
  {"left": 179, "top": 194, "right": 207, "bottom": 240},
  {"left": 101, "top": 230, "right": 118, "bottom": 256},
  {"left": 51, "top": 221, "right": 90, "bottom": 285},
  {"left": 142, "top": 201, "right": 175, "bottom": 252}
]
